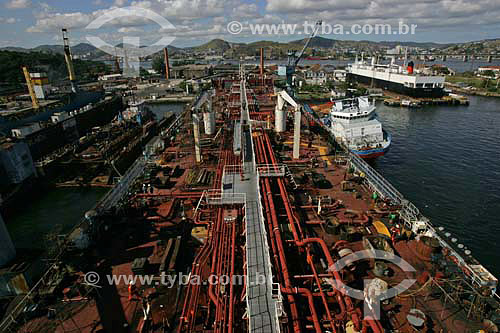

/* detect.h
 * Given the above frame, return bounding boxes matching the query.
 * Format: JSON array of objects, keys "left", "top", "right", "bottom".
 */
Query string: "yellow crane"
[
  {"left": 62, "top": 28, "right": 77, "bottom": 92},
  {"left": 22, "top": 66, "right": 39, "bottom": 110}
]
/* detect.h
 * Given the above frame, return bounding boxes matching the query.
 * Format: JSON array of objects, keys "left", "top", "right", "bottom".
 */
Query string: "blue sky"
[{"left": 0, "top": 0, "right": 499, "bottom": 48}]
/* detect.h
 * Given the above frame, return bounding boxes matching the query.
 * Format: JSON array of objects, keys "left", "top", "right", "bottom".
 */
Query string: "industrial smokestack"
[
  {"left": 164, "top": 47, "right": 170, "bottom": 80},
  {"left": 260, "top": 48, "right": 264, "bottom": 77}
]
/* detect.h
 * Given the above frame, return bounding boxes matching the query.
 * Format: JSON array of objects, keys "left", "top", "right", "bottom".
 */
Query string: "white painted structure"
[
  {"left": 29, "top": 72, "right": 51, "bottom": 99},
  {"left": 203, "top": 99, "right": 216, "bottom": 135},
  {"left": 192, "top": 113, "right": 202, "bottom": 163},
  {"left": 98, "top": 73, "right": 123, "bottom": 81},
  {"left": 51, "top": 112, "right": 71, "bottom": 123},
  {"left": 275, "top": 90, "right": 302, "bottom": 159},
  {"left": 329, "top": 97, "right": 387, "bottom": 150},
  {"left": 11, "top": 123, "right": 41, "bottom": 138},
  {"left": 349, "top": 59, "right": 445, "bottom": 89},
  {"left": 275, "top": 93, "right": 286, "bottom": 133}
]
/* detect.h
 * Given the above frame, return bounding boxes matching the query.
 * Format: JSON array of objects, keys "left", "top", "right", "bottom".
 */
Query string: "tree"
[
  {"left": 152, "top": 56, "right": 165, "bottom": 75},
  {"left": 482, "top": 70, "right": 496, "bottom": 78}
]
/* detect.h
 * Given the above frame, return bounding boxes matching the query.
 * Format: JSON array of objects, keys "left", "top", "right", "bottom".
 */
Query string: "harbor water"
[
  {"left": 374, "top": 95, "right": 500, "bottom": 277},
  {"left": 6, "top": 187, "right": 107, "bottom": 249},
  {"left": 5, "top": 103, "right": 187, "bottom": 251}
]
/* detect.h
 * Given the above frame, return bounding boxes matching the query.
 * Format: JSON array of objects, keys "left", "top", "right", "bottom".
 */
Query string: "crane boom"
[
  {"left": 22, "top": 66, "right": 39, "bottom": 110},
  {"left": 293, "top": 20, "right": 322, "bottom": 67},
  {"left": 284, "top": 20, "right": 322, "bottom": 94},
  {"left": 277, "top": 90, "right": 299, "bottom": 109},
  {"left": 62, "top": 28, "right": 77, "bottom": 92}
]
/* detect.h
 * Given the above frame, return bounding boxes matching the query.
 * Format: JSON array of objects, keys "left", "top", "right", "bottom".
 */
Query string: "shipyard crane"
[
  {"left": 22, "top": 66, "right": 39, "bottom": 110},
  {"left": 114, "top": 47, "right": 121, "bottom": 74},
  {"left": 62, "top": 28, "right": 77, "bottom": 93},
  {"left": 284, "top": 20, "right": 322, "bottom": 93}
]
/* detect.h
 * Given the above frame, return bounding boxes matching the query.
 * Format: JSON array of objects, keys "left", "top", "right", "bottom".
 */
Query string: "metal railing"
[
  {"left": 249, "top": 167, "right": 280, "bottom": 333},
  {"left": 304, "top": 102, "right": 499, "bottom": 295},
  {"left": 348, "top": 145, "right": 497, "bottom": 293},
  {"left": 257, "top": 164, "right": 286, "bottom": 177},
  {"left": 96, "top": 156, "right": 146, "bottom": 213},
  {"left": 206, "top": 189, "right": 246, "bottom": 205}
]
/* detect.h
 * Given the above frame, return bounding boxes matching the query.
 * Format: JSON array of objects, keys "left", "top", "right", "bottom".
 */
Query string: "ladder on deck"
[{"left": 284, "top": 165, "right": 298, "bottom": 190}]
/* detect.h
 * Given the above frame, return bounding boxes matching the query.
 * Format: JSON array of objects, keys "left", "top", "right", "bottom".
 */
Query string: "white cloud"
[
  {"left": 0, "top": 17, "right": 18, "bottom": 23},
  {"left": 118, "top": 26, "right": 143, "bottom": 33},
  {"left": 114, "top": 0, "right": 128, "bottom": 6},
  {"left": 5, "top": 0, "right": 30, "bottom": 9},
  {"left": 261, "top": 0, "right": 500, "bottom": 34},
  {"left": 27, "top": 12, "right": 93, "bottom": 32},
  {"left": 131, "top": 0, "right": 230, "bottom": 20},
  {"left": 19, "top": 0, "right": 500, "bottom": 45},
  {"left": 231, "top": 3, "right": 258, "bottom": 19},
  {"left": 27, "top": 0, "right": 237, "bottom": 33}
]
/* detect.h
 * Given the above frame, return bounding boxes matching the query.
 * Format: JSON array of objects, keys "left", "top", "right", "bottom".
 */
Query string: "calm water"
[
  {"left": 6, "top": 187, "right": 107, "bottom": 249},
  {"left": 373, "top": 96, "right": 500, "bottom": 277},
  {"left": 147, "top": 102, "right": 186, "bottom": 120},
  {"left": 5, "top": 102, "right": 186, "bottom": 251}
]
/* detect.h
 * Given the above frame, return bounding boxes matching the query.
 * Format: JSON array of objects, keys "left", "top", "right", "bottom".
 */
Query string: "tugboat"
[{"left": 325, "top": 96, "right": 391, "bottom": 159}]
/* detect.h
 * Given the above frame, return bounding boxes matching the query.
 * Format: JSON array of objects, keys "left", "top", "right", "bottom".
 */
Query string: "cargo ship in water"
[
  {"left": 324, "top": 96, "right": 391, "bottom": 159},
  {"left": 347, "top": 56, "right": 446, "bottom": 98}
]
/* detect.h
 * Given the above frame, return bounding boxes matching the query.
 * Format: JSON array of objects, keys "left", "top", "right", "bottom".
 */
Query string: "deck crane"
[
  {"left": 285, "top": 20, "right": 322, "bottom": 94},
  {"left": 275, "top": 89, "right": 302, "bottom": 159}
]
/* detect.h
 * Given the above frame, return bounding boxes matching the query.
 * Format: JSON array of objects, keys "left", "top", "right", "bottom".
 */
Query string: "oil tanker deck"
[{"left": 3, "top": 68, "right": 499, "bottom": 333}]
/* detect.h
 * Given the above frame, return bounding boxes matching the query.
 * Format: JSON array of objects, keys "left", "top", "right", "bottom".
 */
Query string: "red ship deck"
[{"left": 10, "top": 73, "right": 499, "bottom": 333}]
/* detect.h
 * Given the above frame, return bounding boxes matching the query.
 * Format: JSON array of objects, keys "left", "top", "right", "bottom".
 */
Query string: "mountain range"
[{"left": 1, "top": 37, "right": 498, "bottom": 58}]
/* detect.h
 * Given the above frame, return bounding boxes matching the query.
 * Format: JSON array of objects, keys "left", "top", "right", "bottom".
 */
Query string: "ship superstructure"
[
  {"left": 347, "top": 56, "right": 446, "bottom": 98},
  {"left": 327, "top": 96, "right": 391, "bottom": 159}
]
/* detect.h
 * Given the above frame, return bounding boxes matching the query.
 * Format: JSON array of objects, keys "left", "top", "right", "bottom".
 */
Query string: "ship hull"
[
  {"left": 347, "top": 73, "right": 445, "bottom": 98},
  {"left": 351, "top": 131, "right": 391, "bottom": 159},
  {"left": 351, "top": 144, "right": 389, "bottom": 159},
  {"left": 24, "top": 96, "right": 123, "bottom": 160}
]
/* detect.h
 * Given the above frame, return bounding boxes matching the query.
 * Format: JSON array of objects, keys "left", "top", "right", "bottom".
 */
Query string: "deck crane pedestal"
[{"left": 275, "top": 90, "right": 302, "bottom": 159}]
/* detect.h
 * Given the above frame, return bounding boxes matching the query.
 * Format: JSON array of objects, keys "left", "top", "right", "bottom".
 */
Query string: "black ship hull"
[
  {"left": 24, "top": 96, "right": 123, "bottom": 160},
  {"left": 347, "top": 73, "right": 445, "bottom": 98}
]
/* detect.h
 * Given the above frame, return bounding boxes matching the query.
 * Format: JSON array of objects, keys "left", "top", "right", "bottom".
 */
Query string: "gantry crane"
[{"left": 285, "top": 20, "right": 322, "bottom": 93}]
